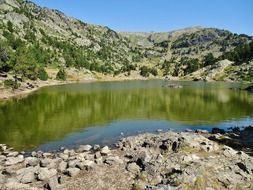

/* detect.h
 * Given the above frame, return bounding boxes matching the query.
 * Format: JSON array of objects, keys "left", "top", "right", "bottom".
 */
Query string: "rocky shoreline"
[{"left": 0, "top": 128, "right": 253, "bottom": 190}]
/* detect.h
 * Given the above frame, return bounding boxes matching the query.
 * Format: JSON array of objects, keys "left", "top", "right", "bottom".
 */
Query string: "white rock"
[
  {"left": 38, "top": 168, "right": 57, "bottom": 181},
  {"left": 67, "top": 168, "right": 80, "bottom": 177},
  {"left": 58, "top": 161, "right": 67, "bottom": 172},
  {"left": 25, "top": 157, "right": 39, "bottom": 166},
  {"left": 5, "top": 155, "right": 24, "bottom": 166},
  {"left": 78, "top": 145, "right": 92, "bottom": 152},
  {"left": 101, "top": 146, "right": 111, "bottom": 155}
]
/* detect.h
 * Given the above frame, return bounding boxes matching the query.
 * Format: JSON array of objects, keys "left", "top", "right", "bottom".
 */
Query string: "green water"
[{"left": 0, "top": 80, "right": 253, "bottom": 151}]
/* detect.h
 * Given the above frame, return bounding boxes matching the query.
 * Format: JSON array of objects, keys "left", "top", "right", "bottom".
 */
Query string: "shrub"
[
  {"left": 140, "top": 66, "right": 149, "bottom": 77},
  {"left": 150, "top": 68, "right": 158, "bottom": 76},
  {"left": 4, "top": 79, "right": 20, "bottom": 89},
  {"left": 56, "top": 69, "right": 66, "bottom": 80},
  {"left": 38, "top": 68, "right": 48, "bottom": 81}
]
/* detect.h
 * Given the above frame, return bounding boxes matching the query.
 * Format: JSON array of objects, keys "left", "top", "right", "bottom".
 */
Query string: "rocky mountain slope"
[{"left": 0, "top": 0, "right": 252, "bottom": 87}]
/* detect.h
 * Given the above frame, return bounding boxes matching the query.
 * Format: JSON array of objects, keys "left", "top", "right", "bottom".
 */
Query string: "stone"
[
  {"left": 58, "top": 153, "right": 69, "bottom": 160},
  {"left": 58, "top": 161, "right": 67, "bottom": 172},
  {"left": 48, "top": 176, "right": 58, "bottom": 190},
  {"left": 78, "top": 145, "right": 92, "bottom": 152},
  {"left": 38, "top": 168, "right": 57, "bottom": 181},
  {"left": 101, "top": 146, "right": 111, "bottom": 155},
  {"left": 18, "top": 171, "right": 36, "bottom": 184},
  {"left": 211, "top": 128, "right": 225, "bottom": 134},
  {"left": 95, "top": 157, "right": 103, "bottom": 165},
  {"left": 77, "top": 160, "right": 95, "bottom": 170},
  {"left": 183, "top": 154, "right": 200, "bottom": 162},
  {"left": 7, "top": 151, "right": 19, "bottom": 157},
  {"left": 126, "top": 162, "right": 140, "bottom": 175},
  {"left": 68, "top": 159, "right": 80, "bottom": 168},
  {"left": 25, "top": 157, "right": 40, "bottom": 166},
  {"left": 40, "top": 158, "right": 51, "bottom": 167},
  {"left": 5, "top": 179, "right": 30, "bottom": 189},
  {"left": 223, "top": 146, "right": 237, "bottom": 157},
  {"left": 94, "top": 151, "right": 101, "bottom": 159},
  {"left": 236, "top": 162, "right": 250, "bottom": 174},
  {"left": 195, "top": 129, "right": 209, "bottom": 134},
  {"left": 5, "top": 155, "right": 24, "bottom": 166},
  {"left": 66, "top": 168, "right": 80, "bottom": 177},
  {"left": 93, "top": 144, "right": 100, "bottom": 151},
  {"left": 75, "top": 153, "right": 87, "bottom": 161},
  {"left": 105, "top": 156, "right": 124, "bottom": 165},
  {"left": 43, "top": 152, "right": 52, "bottom": 158}
]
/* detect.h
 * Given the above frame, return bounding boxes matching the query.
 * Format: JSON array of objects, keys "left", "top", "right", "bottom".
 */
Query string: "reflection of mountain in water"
[{"left": 0, "top": 80, "right": 252, "bottom": 150}]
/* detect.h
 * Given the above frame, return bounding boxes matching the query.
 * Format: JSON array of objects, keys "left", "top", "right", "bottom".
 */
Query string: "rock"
[
  {"left": 66, "top": 168, "right": 80, "bottom": 177},
  {"left": 78, "top": 145, "right": 92, "bottom": 152},
  {"left": 40, "top": 158, "right": 51, "bottom": 167},
  {"left": 58, "top": 161, "right": 67, "bottom": 172},
  {"left": 95, "top": 157, "right": 103, "bottom": 165},
  {"left": 156, "top": 129, "right": 163, "bottom": 132},
  {"left": 7, "top": 151, "right": 19, "bottom": 157},
  {"left": 5, "top": 155, "right": 24, "bottom": 166},
  {"left": 101, "top": 146, "right": 111, "bottom": 155},
  {"left": 211, "top": 128, "right": 225, "bottom": 134},
  {"left": 126, "top": 162, "right": 141, "bottom": 175},
  {"left": 105, "top": 156, "right": 123, "bottom": 165},
  {"left": 18, "top": 171, "right": 36, "bottom": 184},
  {"left": 236, "top": 162, "right": 250, "bottom": 174},
  {"left": 78, "top": 160, "right": 95, "bottom": 170},
  {"left": 223, "top": 146, "right": 237, "bottom": 157},
  {"left": 75, "top": 153, "right": 87, "bottom": 161},
  {"left": 93, "top": 144, "right": 100, "bottom": 151},
  {"left": 5, "top": 179, "right": 30, "bottom": 189},
  {"left": 183, "top": 154, "right": 200, "bottom": 162},
  {"left": 38, "top": 168, "right": 57, "bottom": 181},
  {"left": 48, "top": 176, "right": 58, "bottom": 190},
  {"left": 94, "top": 151, "right": 101, "bottom": 159},
  {"left": 58, "top": 153, "right": 69, "bottom": 160},
  {"left": 68, "top": 159, "right": 80, "bottom": 168},
  {"left": 43, "top": 152, "right": 52, "bottom": 158},
  {"left": 25, "top": 157, "right": 40, "bottom": 166},
  {"left": 195, "top": 129, "right": 209, "bottom": 134}
]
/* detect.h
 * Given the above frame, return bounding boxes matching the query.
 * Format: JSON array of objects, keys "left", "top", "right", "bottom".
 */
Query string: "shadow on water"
[{"left": 0, "top": 80, "right": 252, "bottom": 151}]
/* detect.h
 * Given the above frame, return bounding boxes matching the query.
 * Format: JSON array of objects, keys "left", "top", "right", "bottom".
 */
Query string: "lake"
[{"left": 0, "top": 80, "right": 253, "bottom": 151}]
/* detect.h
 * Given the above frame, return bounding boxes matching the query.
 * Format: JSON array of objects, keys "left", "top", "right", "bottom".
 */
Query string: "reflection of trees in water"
[{"left": 0, "top": 86, "right": 252, "bottom": 150}]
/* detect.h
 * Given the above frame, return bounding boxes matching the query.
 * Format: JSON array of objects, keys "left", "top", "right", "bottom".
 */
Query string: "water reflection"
[{"left": 0, "top": 80, "right": 252, "bottom": 150}]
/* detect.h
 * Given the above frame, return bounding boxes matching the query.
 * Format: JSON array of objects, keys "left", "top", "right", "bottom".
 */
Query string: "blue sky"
[{"left": 31, "top": 0, "right": 253, "bottom": 35}]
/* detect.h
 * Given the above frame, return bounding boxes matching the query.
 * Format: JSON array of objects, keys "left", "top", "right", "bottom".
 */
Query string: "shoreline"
[
  {"left": 0, "top": 75, "right": 162, "bottom": 101},
  {"left": 0, "top": 128, "right": 252, "bottom": 189}
]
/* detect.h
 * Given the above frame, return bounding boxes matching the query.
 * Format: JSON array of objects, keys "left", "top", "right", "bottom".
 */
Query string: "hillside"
[{"left": 0, "top": 0, "right": 252, "bottom": 92}]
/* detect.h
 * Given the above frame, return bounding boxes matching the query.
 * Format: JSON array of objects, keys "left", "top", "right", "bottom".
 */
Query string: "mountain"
[{"left": 0, "top": 0, "right": 252, "bottom": 87}]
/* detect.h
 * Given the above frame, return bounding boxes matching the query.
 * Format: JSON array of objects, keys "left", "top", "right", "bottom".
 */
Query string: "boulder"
[
  {"left": 38, "top": 168, "right": 57, "bottom": 181},
  {"left": 25, "top": 157, "right": 40, "bottom": 167},
  {"left": 105, "top": 156, "right": 123, "bottom": 165},
  {"left": 58, "top": 161, "right": 67, "bottom": 172},
  {"left": 68, "top": 159, "right": 80, "bottom": 168},
  {"left": 66, "top": 168, "right": 80, "bottom": 177},
  {"left": 77, "top": 160, "right": 95, "bottom": 170},
  {"left": 18, "top": 171, "right": 36, "bottom": 184},
  {"left": 47, "top": 176, "right": 58, "bottom": 190},
  {"left": 101, "top": 146, "right": 111, "bottom": 155},
  {"left": 5, "top": 155, "right": 24, "bottom": 166},
  {"left": 78, "top": 145, "right": 92, "bottom": 152},
  {"left": 7, "top": 151, "right": 19, "bottom": 157},
  {"left": 126, "top": 162, "right": 141, "bottom": 175},
  {"left": 211, "top": 128, "right": 225, "bottom": 134}
]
